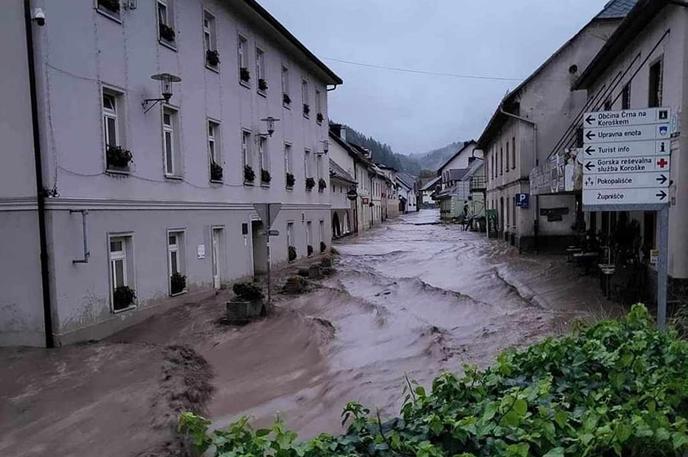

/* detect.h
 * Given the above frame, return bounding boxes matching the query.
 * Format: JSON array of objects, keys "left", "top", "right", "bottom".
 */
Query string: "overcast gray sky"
[{"left": 258, "top": 0, "right": 610, "bottom": 155}]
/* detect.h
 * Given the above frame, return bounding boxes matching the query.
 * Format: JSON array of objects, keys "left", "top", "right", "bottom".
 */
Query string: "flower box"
[
  {"left": 318, "top": 178, "right": 327, "bottom": 192},
  {"left": 206, "top": 49, "right": 220, "bottom": 67},
  {"left": 244, "top": 165, "right": 255, "bottom": 183},
  {"left": 305, "top": 177, "right": 315, "bottom": 191},
  {"left": 240, "top": 67, "right": 250, "bottom": 83},
  {"left": 258, "top": 79, "right": 268, "bottom": 92},
  {"left": 303, "top": 104, "right": 310, "bottom": 116},
  {"left": 210, "top": 161, "right": 223, "bottom": 182},
  {"left": 159, "top": 23, "right": 176, "bottom": 42},
  {"left": 106, "top": 145, "right": 132, "bottom": 170},
  {"left": 316, "top": 113, "right": 324, "bottom": 123},
  {"left": 286, "top": 172, "right": 295, "bottom": 188}
]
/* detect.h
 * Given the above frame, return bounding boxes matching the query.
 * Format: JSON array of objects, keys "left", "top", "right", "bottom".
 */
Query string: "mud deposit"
[{"left": 0, "top": 210, "right": 619, "bottom": 455}]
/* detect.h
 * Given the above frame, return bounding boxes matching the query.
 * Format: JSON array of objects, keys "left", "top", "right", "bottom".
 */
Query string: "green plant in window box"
[
  {"left": 305, "top": 177, "right": 315, "bottom": 191},
  {"left": 98, "top": 0, "right": 120, "bottom": 13},
  {"left": 206, "top": 50, "right": 220, "bottom": 67},
  {"left": 318, "top": 178, "right": 327, "bottom": 191},
  {"left": 288, "top": 245, "right": 297, "bottom": 262},
  {"left": 320, "top": 241, "right": 326, "bottom": 253},
  {"left": 307, "top": 245, "right": 313, "bottom": 256},
  {"left": 316, "top": 112, "right": 324, "bottom": 123},
  {"left": 240, "top": 67, "right": 250, "bottom": 83},
  {"left": 159, "top": 23, "right": 176, "bottom": 42},
  {"left": 258, "top": 79, "right": 268, "bottom": 92},
  {"left": 210, "top": 161, "right": 223, "bottom": 182},
  {"left": 170, "top": 272, "right": 186, "bottom": 295},
  {"left": 303, "top": 104, "right": 310, "bottom": 116},
  {"left": 244, "top": 165, "right": 255, "bottom": 183},
  {"left": 261, "top": 169, "right": 271, "bottom": 184},
  {"left": 286, "top": 172, "right": 295, "bottom": 188},
  {"left": 113, "top": 285, "right": 135, "bottom": 311},
  {"left": 283, "top": 93, "right": 291, "bottom": 105},
  {"left": 106, "top": 145, "right": 133, "bottom": 169}
]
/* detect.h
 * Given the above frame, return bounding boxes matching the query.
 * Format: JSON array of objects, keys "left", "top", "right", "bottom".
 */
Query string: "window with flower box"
[
  {"left": 157, "top": 0, "right": 176, "bottom": 47},
  {"left": 102, "top": 88, "right": 131, "bottom": 173},
  {"left": 208, "top": 120, "right": 222, "bottom": 182}
]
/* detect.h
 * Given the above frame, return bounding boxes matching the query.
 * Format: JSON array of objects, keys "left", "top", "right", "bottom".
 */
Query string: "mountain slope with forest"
[{"left": 339, "top": 124, "right": 463, "bottom": 176}]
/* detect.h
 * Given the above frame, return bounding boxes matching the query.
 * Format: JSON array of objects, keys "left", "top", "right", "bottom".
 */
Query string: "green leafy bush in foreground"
[{"left": 179, "top": 304, "right": 688, "bottom": 456}]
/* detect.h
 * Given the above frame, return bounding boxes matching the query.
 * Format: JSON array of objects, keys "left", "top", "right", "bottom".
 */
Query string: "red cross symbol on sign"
[{"left": 657, "top": 158, "right": 669, "bottom": 169}]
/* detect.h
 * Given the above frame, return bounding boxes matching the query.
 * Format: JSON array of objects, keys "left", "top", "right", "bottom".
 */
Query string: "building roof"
[
  {"left": 329, "top": 159, "right": 356, "bottom": 184},
  {"left": 476, "top": 0, "right": 636, "bottom": 148},
  {"left": 596, "top": 0, "right": 639, "bottom": 19},
  {"left": 329, "top": 130, "right": 367, "bottom": 164},
  {"left": 238, "top": 0, "right": 342, "bottom": 85},
  {"left": 575, "top": 0, "right": 666, "bottom": 90},
  {"left": 396, "top": 172, "right": 416, "bottom": 190},
  {"left": 437, "top": 141, "right": 475, "bottom": 173},
  {"left": 420, "top": 176, "right": 441, "bottom": 191}
]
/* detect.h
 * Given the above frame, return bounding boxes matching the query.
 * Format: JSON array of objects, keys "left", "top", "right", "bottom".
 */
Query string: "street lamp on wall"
[
  {"left": 260, "top": 117, "right": 280, "bottom": 137},
  {"left": 142, "top": 73, "right": 181, "bottom": 113}
]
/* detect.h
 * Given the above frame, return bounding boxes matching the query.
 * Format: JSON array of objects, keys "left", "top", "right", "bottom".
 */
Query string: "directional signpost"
[
  {"left": 253, "top": 203, "right": 282, "bottom": 307},
  {"left": 582, "top": 107, "right": 671, "bottom": 328}
]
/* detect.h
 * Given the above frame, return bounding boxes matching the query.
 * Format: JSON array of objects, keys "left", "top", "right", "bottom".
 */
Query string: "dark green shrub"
[
  {"left": 232, "top": 282, "right": 263, "bottom": 301},
  {"left": 288, "top": 246, "right": 297, "bottom": 262},
  {"left": 320, "top": 241, "right": 326, "bottom": 253},
  {"left": 170, "top": 272, "right": 186, "bottom": 295},
  {"left": 307, "top": 245, "right": 313, "bottom": 256},
  {"left": 113, "top": 286, "right": 135, "bottom": 311},
  {"left": 180, "top": 305, "right": 688, "bottom": 457}
]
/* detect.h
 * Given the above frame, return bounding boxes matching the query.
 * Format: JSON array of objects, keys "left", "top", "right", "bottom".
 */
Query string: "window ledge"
[
  {"left": 240, "top": 80, "right": 251, "bottom": 89},
  {"left": 165, "top": 174, "right": 184, "bottom": 181},
  {"left": 283, "top": 102, "right": 291, "bottom": 110},
  {"left": 96, "top": 7, "right": 122, "bottom": 24},
  {"left": 257, "top": 90, "right": 267, "bottom": 98},
  {"left": 113, "top": 304, "right": 137, "bottom": 314},
  {"left": 210, "top": 179, "right": 223, "bottom": 185},
  {"left": 244, "top": 181, "right": 255, "bottom": 186},
  {"left": 205, "top": 64, "right": 220, "bottom": 73},
  {"left": 159, "top": 39, "right": 177, "bottom": 52},
  {"left": 106, "top": 168, "right": 131, "bottom": 175},
  {"left": 260, "top": 183, "right": 271, "bottom": 188},
  {"left": 303, "top": 114, "right": 310, "bottom": 119},
  {"left": 170, "top": 290, "right": 187, "bottom": 297},
  {"left": 286, "top": 186, "right": 294, "bottom": 191}
]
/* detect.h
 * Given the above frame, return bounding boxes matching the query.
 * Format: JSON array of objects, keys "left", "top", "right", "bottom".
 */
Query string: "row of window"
[
  {"left": 488, "top": 196, "right": 518, "bottom": 232},
  {"left": 108, "top": 221, "right": 325, "bottom": 312},
  {"left": 102, "top": 88, "right": 326, "bottom": 188},
  {"left": 487, "top": 136, "right": 517, "bottom": 181},
  {"left": 96, "top": 0, "right": 325, "bottom": 123}
]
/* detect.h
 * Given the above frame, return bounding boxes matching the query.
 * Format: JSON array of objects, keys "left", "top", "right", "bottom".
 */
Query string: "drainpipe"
[
  {"left": 499, "top": 105, "right": 538, "bottom": 251},
  {"left": 24, "top": 0, "right": 55, "bottom": 348}
]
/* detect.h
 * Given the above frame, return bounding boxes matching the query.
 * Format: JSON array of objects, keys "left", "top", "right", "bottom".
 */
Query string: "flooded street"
[
  {"left": 0, "top": 210, "right": 620, "bottom": 456},
  {"left": 207, "top": 209, "right": 619, "bottom": 438}
]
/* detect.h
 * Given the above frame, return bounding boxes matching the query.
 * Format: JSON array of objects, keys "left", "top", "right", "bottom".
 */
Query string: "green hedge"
[{"left": 179, "top": 304, "right": 688, "bottom": 456}]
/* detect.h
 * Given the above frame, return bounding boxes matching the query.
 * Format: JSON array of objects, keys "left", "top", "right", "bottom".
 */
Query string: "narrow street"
[
  {"left": 206, "top": 209, "right": 621, "bottom": 437},
  {"left": 0, "top": 210, "right": 621, "bottom": 456}
]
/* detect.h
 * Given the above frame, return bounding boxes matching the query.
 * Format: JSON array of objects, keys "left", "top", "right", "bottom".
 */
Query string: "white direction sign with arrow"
[
  {"left": 584, "top": 123, "right": 670, "bottom": 144},
  {"left": 583, "top": 108, "right": 670, "bottom": 128},
  {"left": 582, "top": 108, "right": 672, "bottom": 208},
  {"left": 582, "top": 139, "right": 670, "bottom": 158}
]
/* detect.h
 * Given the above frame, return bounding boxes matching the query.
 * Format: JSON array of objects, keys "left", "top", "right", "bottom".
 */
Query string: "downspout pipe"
[{"left": 24, "top": 0, "right": 55, "bottom": 348}]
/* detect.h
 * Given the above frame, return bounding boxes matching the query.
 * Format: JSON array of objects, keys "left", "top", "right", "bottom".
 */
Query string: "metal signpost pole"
[
  {"left": 266, "top": 204, "right": 271, "bottom": 308},
  {"left": 657, "top": 205, "right": 669, "bottom": 329}
]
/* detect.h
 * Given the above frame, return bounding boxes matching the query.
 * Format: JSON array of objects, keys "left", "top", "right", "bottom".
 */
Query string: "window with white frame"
[
  {"left": 242, "top": 130, "right": 253, "bottom": 183},
  {"left": 256, "top": 48, "right": 266, "bottom": 92},
  {"left": 287, "top": 222, "right": 294, "bottom": 246},
  {"left": 302, "top": 79, "right": 310, "bottom": 117},
  {"left": 259, "top": 136, "right": 268, "bottom": 176},
  {"left": 102, "top": 88, "right": 130, "bottom": 171},
  {"left": 284, "top": 143, "right": 292, "bottom": 174},
  {"left": 203, "top": 11, "right": 218, "bottom": 68},
  {"left": 319, "top": 220, "right": 325, "bottom": 245},
  {"left": 316, "top": 154, "right": 323, "bottom": 180},
  {"left": 157, "top": 0, "right": 175, "bottom": 44},
  {"left": 238, "top": 35, "right": 249, "bottom": 84},
  {"left": 304, "top": 149, "right": 312, "bottom": 178},
  {"left": 168, "top": 231, "right": 186, "bottom": 295},
  {"left": 162, "top": 107, "right": 180, "bottom": 177},
  {"left": 315, "top": 89, "right": 322, "bottom": 122},
  {"left": 208, "top": 120, "right": 222, "bottom": 182},
  {"left": 281, "top": 65, "right": 290, "bottom": 104},
  {"left": 649, "top": 58, "right": 663, "bottom": 108},
  {"left": 97, "top": 0, "right": 121, "bottom": 19},
  {"left": 109, "top": 234, "right": 134, "bottom": 312}
]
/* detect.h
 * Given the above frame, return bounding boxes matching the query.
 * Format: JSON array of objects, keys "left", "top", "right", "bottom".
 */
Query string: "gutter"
[{"left": 24, "top": 0, "right": 55, "bottom": 348}]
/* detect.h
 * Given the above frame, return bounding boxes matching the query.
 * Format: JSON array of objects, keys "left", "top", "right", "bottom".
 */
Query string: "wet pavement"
[
  {"left": 208, "top": 209, "right": 620, "bottom": 437},
  {"left": 0, "top": 209, "right": 620, "bottom": 455}
]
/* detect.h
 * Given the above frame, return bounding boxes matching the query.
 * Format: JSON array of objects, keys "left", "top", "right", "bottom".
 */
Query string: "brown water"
[
  {"left": 0, "top": 209, "right": 618, "bottom": 455},
  {"left": 206, "top": 209, "right": 618, "bottom": 438}
]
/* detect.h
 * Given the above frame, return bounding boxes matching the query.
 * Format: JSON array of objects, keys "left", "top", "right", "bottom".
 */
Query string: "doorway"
[
  {"left": 211, "top": 227, "right": 223, "bottom": 289},
  {"left": 251, "top": 220, "right": 268, "bottom": 277}
]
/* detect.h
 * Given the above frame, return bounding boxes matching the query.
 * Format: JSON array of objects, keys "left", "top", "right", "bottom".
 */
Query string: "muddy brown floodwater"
[{"left": 0, "top": 209, "right": 622, "bottom": 456}]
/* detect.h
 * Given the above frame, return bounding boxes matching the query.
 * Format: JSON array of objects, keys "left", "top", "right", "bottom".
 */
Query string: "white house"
[{"left": 1, "top": 0, "right": 341, "bottom": 346}]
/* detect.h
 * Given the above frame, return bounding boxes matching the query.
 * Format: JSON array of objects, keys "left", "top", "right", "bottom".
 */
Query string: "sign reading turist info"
[{"left": 583, "top": 108, "right": 671, "bottom": 207}]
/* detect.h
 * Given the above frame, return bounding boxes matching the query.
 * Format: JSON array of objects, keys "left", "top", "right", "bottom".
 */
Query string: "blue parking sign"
[{"left": 515, "top": 193, "right": 529, "bottom": 209}]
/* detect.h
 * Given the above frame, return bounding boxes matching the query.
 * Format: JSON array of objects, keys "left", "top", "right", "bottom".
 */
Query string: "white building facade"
[{"left": 1, "top": 0, "right": 341, "bottom": 346}]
